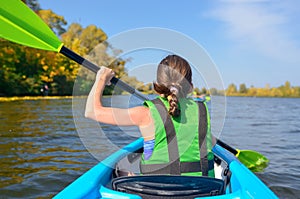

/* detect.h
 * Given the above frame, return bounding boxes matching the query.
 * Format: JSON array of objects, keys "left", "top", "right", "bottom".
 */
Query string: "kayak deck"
[{"left": 54, "top": 138, "right": 278, "bottom": 199}]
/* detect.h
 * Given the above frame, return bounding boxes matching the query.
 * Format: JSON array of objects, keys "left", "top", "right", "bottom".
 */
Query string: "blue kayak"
[{"left": 54, "top": 138, "right": 278, "bottom": 199}]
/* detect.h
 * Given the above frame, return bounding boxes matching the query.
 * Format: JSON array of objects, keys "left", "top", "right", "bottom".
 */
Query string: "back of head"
[{"left": 154, "top": 55, "right": 193, "bottom": 117}]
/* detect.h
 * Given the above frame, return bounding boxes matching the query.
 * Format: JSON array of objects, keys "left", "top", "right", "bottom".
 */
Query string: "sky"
[{"left": 38, "top": 0, "right": 300, "bottom": 89}]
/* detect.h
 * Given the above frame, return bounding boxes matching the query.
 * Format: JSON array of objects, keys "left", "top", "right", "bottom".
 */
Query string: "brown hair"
[{"left": 153, "top": 55, "right": 193, "bottom": 117}]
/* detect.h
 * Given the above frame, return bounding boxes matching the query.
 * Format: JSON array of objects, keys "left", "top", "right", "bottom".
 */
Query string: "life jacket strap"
[
  {"left": 197, "top": 101, "right": 209, "bottom": 176},
  {"left": 152, "top": 98, "right": 181, "bottom": 175},
  {"left": 141, "top": 160, "right": 214, "bottom": 174}
]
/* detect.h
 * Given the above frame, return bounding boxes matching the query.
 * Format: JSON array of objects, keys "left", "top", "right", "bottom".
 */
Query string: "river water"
[{"left": 0, "top": 96, "right": 299, "bottom": 198}]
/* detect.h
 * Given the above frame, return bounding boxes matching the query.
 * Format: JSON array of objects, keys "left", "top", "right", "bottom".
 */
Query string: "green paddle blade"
[
  {"left": 236, "top": 149, "right": 269, "bottom": 172},
  {"left": 216, "top": 139, "right": 269, "bottom": 172},
  {"left": 0, "top": 0, "right": 63, "bottom": 52}
]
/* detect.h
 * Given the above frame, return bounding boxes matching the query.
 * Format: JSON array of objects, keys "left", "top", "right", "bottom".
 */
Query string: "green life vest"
[{"left": 141, "top": 97, "right": 215, "bottom": 177}]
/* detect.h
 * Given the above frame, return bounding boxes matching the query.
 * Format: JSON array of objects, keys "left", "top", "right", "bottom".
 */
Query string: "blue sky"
[{"left": 38, "top": 0, "right": 300, "bottom": 88}]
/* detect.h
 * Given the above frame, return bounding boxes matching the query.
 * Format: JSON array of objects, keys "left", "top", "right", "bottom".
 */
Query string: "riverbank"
[
  {"left": 0, "top": 96, "right": 74, "bottom": 102},
  {"left": 1, "top": 94, "right": 300, "bottom": 102}
]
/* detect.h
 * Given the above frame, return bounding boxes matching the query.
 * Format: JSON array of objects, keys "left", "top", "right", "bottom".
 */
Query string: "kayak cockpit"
[
  {"left": 102, "top": 144, "right": 229, "bottom": 198},
  {"left": 111, "top": 175, "right": 225, "bottom": 198},
  {"left": 54, "top": 138, "right": 278, "bottom": 199}
]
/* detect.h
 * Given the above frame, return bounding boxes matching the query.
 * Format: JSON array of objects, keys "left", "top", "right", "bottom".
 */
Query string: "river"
[{"left": 0, "top": 96, "right": 299, "bottom": 198}]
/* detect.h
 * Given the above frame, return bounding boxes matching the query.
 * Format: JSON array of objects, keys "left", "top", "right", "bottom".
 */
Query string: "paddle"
[
  {"left": 0, "top": 0, "right": 147, "bottom": 101},
  {"left": 0, "top": 0, "right": 268, "bottom": 172},
  {"left": 217, "top": 139, "right": 269, "bottom": 172}
]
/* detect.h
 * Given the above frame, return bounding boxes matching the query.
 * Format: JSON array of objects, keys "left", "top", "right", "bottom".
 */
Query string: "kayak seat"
[
  {"left": 113, "top": 148, "right": 143, "bottom": 177},
  {"left": 112, "top": 175, "right": 225, "bottom": 198}
]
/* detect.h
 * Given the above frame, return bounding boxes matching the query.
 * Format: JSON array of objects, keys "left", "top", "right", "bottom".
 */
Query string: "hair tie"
[{"left": 170, "top": 86, "right": 178, "bottom": 94}]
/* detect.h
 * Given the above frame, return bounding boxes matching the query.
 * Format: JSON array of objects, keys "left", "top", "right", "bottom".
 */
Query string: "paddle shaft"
[
  {"left": 216, "top": 139, "right": 238, "bottom": 155},
  {"left": 60, "top": 46, "right": 148, "bottom": 101}
]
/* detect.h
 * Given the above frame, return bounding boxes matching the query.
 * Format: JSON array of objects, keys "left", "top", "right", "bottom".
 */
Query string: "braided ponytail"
[
  {"left": 167, "top": 85, "right": 181, "bottom": 117},
  {"left": 154, "top": 54, "right": 193, "bottom": 117}
]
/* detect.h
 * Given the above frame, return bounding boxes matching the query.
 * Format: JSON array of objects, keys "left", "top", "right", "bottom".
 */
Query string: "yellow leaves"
[
  {"left": 226, "top": 83, "right": 237, "bottom": 95},
  {"left": 42, "top": 65, "right": 48, "bottom": 71},
  {"left": 61, "top": 23, "right": 83, "bottom": 47},
  {"left": 5, "top": 48, "right": 14, "bottom": 55},
  {"left": 80, "top": 25, "right": 107, "bottom": 52},
  {"left": 72, "top": 38, "right": 80, "bottom": 48},
  {"left": 50, "top": 71, "right": 56, "bottom": 78},
  {"left": 37, "top": 9, "right": 67, "bottom": 35},
  {"left": 40, "top": 75, "right": 50, "bottom": 82},
  {"left": 59, "top": 66, "right": 65, "bottom": 72},
  {"left": 224, "top": 83, "right": 300, "bottom": 98}
]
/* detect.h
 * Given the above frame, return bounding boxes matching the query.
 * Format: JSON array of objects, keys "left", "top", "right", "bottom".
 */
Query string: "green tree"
[{"left": 0, "top": 39, "right": 47, "bottom": 96}]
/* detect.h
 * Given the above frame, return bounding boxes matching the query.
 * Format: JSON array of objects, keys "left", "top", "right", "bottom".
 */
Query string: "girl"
[{"left": 85, "top": 55, "right": 215, "bottom": 177}]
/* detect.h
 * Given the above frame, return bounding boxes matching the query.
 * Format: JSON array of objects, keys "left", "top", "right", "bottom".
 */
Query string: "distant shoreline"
[
  {"left": 1, "top": 94, "right": 299, "bottom": 102},
  {"left": 0, "top": 96, "right": 74, "bottom": 102},
  {"left": 223, "top": 94, "right": 300, "bottom": 98}
]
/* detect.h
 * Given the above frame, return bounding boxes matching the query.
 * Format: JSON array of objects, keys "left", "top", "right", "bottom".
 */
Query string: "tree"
[
  {"left": 284, "top": 81, "right": 291, "bottom": 90},
  {"left": 209, "top": 88, "right": 219, "bottom": 95},
  {"left": 37, "top": 9, "right": 67, "bottom": 35},
  {"left": 226, "top": 83, "right": 237, "bottom": 95},
  {"left": 0, "top": 39, "right": 49, "bottom": 96},
  {"left": 80, "top": 25, "right": 107, "bottom": 53},
  {"left": 193, "top": 87, "right": 201, "bottom": 95},
  {"left": 24, "top": 0, "right": 41, "bottom": 11},
  {"left": 60, "top": 23, "right": 132, "bottom": 95},
  {"left": 239, "top": 83, "right": 247, "bottom": 94}
]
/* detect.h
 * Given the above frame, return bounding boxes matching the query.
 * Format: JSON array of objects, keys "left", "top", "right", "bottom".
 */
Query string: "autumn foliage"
[{"left": 0, "top": 1, "right": 143, "bottom": 96}]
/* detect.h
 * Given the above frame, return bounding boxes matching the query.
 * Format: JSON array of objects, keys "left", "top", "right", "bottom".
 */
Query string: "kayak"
[{"left": 54, "top": 138, "right": 278, "bottom": 199}]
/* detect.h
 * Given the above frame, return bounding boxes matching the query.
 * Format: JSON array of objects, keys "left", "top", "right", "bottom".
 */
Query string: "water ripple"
[{"left": 1, "top": 97, "right": 300, "bottom": 198}]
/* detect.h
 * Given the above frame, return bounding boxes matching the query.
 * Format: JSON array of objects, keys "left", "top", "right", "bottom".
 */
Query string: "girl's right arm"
[{"left": 84, "top": 67, "right": 155, "bottom": 140}]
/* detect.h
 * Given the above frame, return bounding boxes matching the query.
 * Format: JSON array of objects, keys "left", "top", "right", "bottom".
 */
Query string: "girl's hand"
[{"left": 96, "top": 67, "right": 115, "bottom": 86}]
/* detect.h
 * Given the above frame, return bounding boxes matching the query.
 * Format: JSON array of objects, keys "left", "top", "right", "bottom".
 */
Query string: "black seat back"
[{"left": 112, "top": 175, "right": 225, "bottom": 199}]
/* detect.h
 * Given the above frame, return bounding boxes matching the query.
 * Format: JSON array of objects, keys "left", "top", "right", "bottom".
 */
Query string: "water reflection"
[
  {"left": 0, "top": 97, "right": 299, "bottom": 198},
  {"left": 0, "top": 99, "right": 98, "bottom": 198}
]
